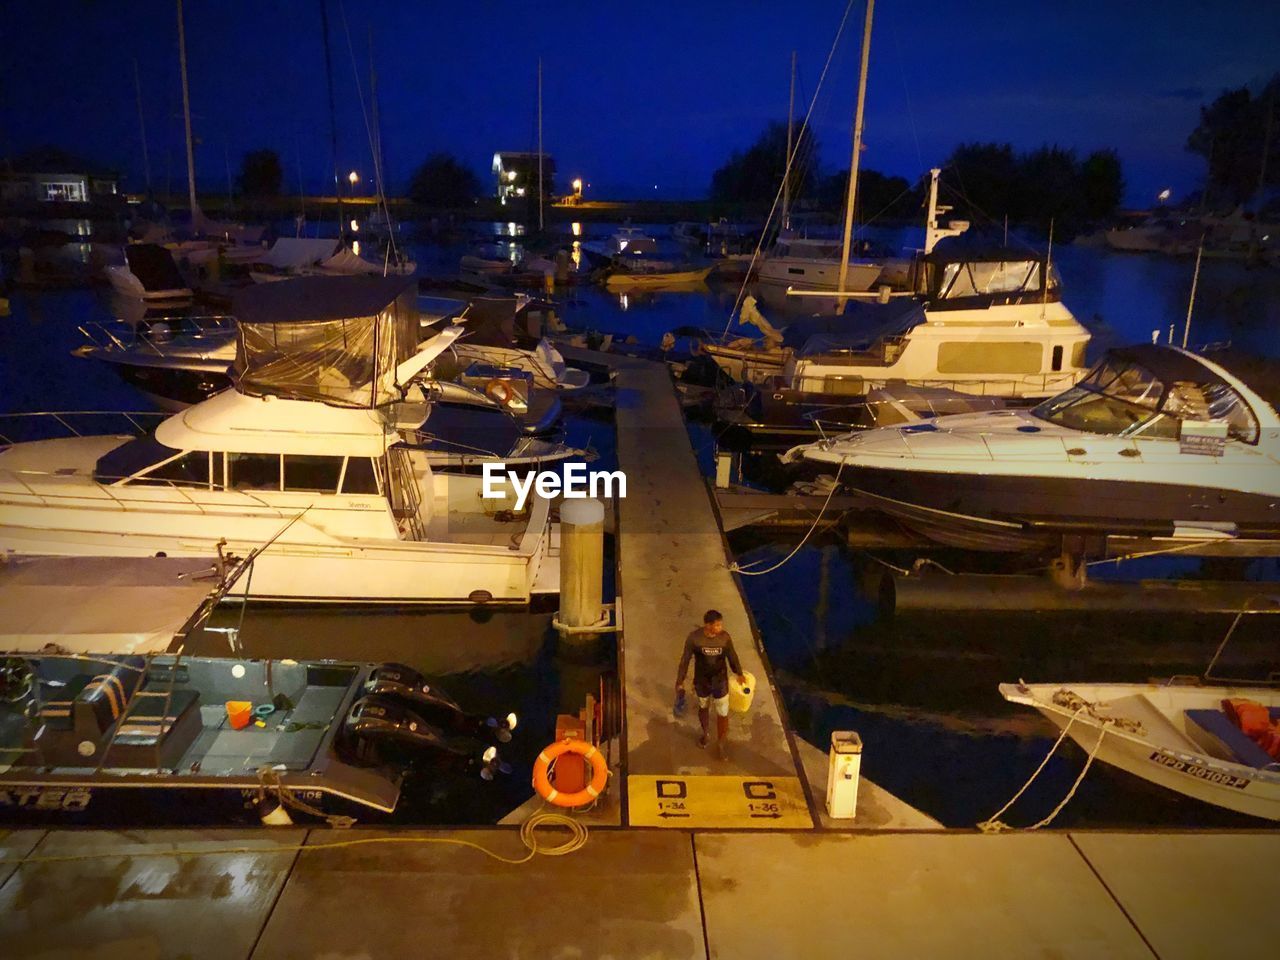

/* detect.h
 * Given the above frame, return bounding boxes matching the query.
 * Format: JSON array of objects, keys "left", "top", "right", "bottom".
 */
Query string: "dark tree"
[
  {"left": 814, "top": 168, "right": 914, "bottom": 220},
  {"left": 1017, "top": 144, "right": 1080, "bottom": 225},
  {"left": 944, "top": 142, "right": 1019, "bottom": 220},
  {"left": 1078, "top": 149, "right": 1124, "bottom": 221},
  {"left": 237, "top": 149, "right": 283, "bottom": 198},
  {"left": 710, "top": 121, "right": 819, "bottom": 204},
  {"left": 408, "top": 153, "right": 480, "bottom": 207},
  {"left": 1187, "top": 75, "right": 1280, "bottom": 205}
]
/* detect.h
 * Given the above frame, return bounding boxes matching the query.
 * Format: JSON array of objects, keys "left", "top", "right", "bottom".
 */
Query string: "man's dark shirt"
[{"left": 676, "top": 628, "right": 743, "bottom": 694}]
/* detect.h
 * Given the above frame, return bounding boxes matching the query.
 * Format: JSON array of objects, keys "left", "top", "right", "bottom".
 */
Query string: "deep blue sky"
[{"left": 5, "top": 1, "right": 1278, "bottom": 205}]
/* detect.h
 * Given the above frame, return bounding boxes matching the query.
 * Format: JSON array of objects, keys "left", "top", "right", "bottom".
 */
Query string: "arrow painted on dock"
[
  {"left": 658, "top": 811, "right": 690, "bottom": 819},
  {"left": 749, "top": 812, "right": 782, "bottom": 819}
]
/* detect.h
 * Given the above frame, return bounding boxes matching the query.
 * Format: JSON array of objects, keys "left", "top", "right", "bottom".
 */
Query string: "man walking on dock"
[{"left": 676, "top": 610, "right": 747, "bottom": 760}]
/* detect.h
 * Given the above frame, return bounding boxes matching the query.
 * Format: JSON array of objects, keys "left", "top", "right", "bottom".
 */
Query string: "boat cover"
[
  {"left": 924, "top": 233, "right": 1047, "bottom": 264},
  {"left": 320, "top": 247, "right": 384, "bottom": 276},
  {"left": 256, "top": 237, "right": 338, "bottom": 270},
  {"left": 123, "top": 243, "right": 188, "bottom": 294},
  {"left": 232, "top": 276, "right": 419, "bottom": 407},
  {"left": 0, "top": 556, "right": 221, "bottom": 654},
  {"left": 788, "top": 299, "right": 926, "bottom": 354}
]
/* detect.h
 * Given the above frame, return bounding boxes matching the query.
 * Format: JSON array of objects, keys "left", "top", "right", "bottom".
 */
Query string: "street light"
[
  {"left": 348, "top": 171, "right": 359, "bottom": 186},
  {"left": 1157, "top": 188, "right": 1171, "bottom": 204},
  {"left": 572, "top": 178, "right": 583, "bottom": 196}
]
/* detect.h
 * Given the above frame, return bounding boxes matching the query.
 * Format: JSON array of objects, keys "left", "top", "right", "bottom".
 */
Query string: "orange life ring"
[
  {"left": 485, "top": 379, "right": 513, "bottom": 406},
  {"left": 532, "top": 738, "right": 608, "bottom": 807}
]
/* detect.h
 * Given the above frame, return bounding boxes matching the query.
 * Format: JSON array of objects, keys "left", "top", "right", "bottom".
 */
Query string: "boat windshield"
[
  {"left": 1033, "top": 355, "right": 1260, "bottom": 442},
  {"left": 937, "top": 259, "right": 1056, "bottom": 300}
]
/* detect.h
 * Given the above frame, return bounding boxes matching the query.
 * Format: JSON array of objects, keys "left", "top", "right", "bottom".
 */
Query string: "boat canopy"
[
  {"left": 787, "top": 300, "right": 926, "bottom": 355},
  {"left": 255, "top": 237, "right": 339, "bottom": 270},
  {"left": 123, "top": 243, "right": 187, "bottom": 294},
  {"left": 923, "top": 234, "right": 1061, "bottom": 304},
  {"left": 232, "top": 276, "right": 419, "bottom": 408},
  {"left": 1033, "top": 345, "right": 1266, "bottom": 442}
]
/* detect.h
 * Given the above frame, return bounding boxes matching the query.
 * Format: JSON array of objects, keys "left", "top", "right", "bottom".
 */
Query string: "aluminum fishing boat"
[{"left": 1000, "top": 680, "right": 1280, "bottom": 821}]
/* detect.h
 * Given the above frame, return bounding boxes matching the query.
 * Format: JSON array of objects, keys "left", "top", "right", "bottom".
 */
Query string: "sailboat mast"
[
  {"left": 176, "top": 0, "right": 200, "bottom": 221},
  {"left": 537, "top": 58, "right": 544, "bottom": 234},
  {"left": 319, "top": 0, "right": 343, "bottom": 239},
  {"left": 837, "top": 0, "right": 874, "bottom": 303},
  {"left": 132, "top": 59, "right": 152, "bottom": 196},
  {"left": 783, "top": 50, "right": 796, "bottom": 230}
]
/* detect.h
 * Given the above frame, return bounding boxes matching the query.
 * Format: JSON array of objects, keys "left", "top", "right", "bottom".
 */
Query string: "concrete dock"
[
  {"left": 613, "top": 361, "right": 813, "bottom": 828},
  {"left": 2, "top": 827, "right": 1275, "bottom": 959}
]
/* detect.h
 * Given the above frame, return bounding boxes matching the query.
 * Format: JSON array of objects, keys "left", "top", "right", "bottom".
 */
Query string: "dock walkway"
[
  {"left": 3, "top": 827, "right": 1274, "bottom": 959},
  {"left": 613, "top": 361, "right": 812, "bottom": 828}
]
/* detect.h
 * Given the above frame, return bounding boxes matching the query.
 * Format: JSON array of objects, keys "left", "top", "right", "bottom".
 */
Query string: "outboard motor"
[
  {"left": 364, "top": 663, "right": 517, "bottom": 743},
  {"left": 343, "top": 694, "right": 504, "bottom": 780}
]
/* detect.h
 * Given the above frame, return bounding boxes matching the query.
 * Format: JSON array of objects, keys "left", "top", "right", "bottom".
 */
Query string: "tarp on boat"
[
  {"left": 788, "top": 299, "right": 926, "bottom": 355},
  {"left": 256, "top": 237, "right": 339, "bottom": 270},
  {"left": 232, "top": 275, "right": 420, "bottom": 407},
  {"left": 320, "top": 247, "right": 384, "bottom": 276},
  {"left": 123, "top": 243, "right": 188, "bottom": 294},
  {"left": 0, "top": 556, "right": 223, "bottom": 654}
]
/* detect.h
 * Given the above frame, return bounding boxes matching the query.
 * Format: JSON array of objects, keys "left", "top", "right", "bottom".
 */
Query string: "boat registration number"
[
  {"left": 0, "top": 786, "right": 92, "bottom": 811},
  {"left": 1148, "top": 752, "right": 1249, "bottom": 789}
]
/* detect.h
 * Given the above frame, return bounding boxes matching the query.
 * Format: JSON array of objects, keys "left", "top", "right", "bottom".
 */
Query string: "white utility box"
[{"left": 826, "top": 730, "right": 863, "bottom": 819}]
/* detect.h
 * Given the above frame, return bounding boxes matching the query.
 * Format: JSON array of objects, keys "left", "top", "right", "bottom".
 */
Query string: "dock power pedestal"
[{"left": 826, "top": 730, "right": 863, "bottom": 819}]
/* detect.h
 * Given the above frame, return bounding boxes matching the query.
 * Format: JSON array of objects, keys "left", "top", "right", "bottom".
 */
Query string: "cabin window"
[
  {"left": 228, "top": 453, "right": 281, "bottom": 491},
  {"left": 1051, "top": 345, "right": 1064, "bottom": 372},
  {"left": 130, "top": 450, "right": 210, "bottom": 487},
  {"left": 788, "top": 267, "right": 805, "bottom": 275},
  {"left": 284, "top": 455, "right": 343, "bottom": 493},
  {"left": 1072, "top": 342, "right": 1087, "bottom": 368},
  {"left": 937, "top": 342, "right": 1043, "bottom": 375},
  {"left": 341, "top": 457, "right": 380, "bottom": 494}
]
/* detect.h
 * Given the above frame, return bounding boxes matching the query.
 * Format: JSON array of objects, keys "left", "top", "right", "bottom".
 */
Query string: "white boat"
[
  {"left": 1000, "top": 680, "right": 1280, "bottom": 821},
  {"left": 104, "top": 244, "right": 193, "bottom": 302},
  {"left": 708, "top": 235, "right": 1088, "bottom": 389},
  {"left": 755, "top": 235, "right": 885, "bottom": 301},
  {"left": 0, "top": 277, "right": 557, "bottom": 605},
  {"left": 785, "top": 345, "right": 1280, "bottom": 554}
]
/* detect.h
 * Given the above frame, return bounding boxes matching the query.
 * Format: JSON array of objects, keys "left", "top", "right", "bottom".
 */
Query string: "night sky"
[{"left": 5, "top": 1, "right": 1278, "bottom": 205}]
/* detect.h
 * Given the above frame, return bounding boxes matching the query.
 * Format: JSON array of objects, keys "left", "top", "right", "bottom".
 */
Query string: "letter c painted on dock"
[
  {"left": 743, "top": 781, "right": 776, "bottom": 800},
  {"left": 656, "top": 780, "right": 687, "bottom": 799}
]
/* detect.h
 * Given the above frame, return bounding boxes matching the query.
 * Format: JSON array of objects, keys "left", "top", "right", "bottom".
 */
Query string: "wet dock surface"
[{"left": 2, "top": 826, "right": 1274, "bottom": 959}]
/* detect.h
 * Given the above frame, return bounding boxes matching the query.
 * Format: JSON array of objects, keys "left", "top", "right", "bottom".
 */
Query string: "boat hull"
[{"left": 838, "top": 464, "right": 1280, "bottom": 551}]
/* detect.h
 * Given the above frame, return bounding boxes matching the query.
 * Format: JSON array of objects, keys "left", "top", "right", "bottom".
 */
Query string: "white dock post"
[
  {"left": 826, "top": 730, "right": 863, "bottom": 819},
  {"left": 558, "top": 497, "right": 605, "bottom": 640}
]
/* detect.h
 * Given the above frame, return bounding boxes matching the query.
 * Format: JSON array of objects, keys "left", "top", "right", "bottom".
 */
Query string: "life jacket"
[{"left": 1223, "top": 698, "right": 1280, "bottom": 761}]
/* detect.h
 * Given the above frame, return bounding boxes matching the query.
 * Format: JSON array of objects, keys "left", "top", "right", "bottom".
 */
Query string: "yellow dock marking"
[{"left": 627, "top": 775, "right": 812, "bottom": 829}]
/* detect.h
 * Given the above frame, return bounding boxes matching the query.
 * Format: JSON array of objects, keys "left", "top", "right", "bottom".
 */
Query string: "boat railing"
[
  {"left": 0, "top": 410, "right": 167, "bottom": 446},
  {"left": 78, "top": 315, "right": 236, "bottom": 358}
]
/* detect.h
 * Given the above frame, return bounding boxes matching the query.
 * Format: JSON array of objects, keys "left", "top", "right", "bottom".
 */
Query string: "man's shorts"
[{"left": 695, "top": 676, "right": 730, "bottom": 717}]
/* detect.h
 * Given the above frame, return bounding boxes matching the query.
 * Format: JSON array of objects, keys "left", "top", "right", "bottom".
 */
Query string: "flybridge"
[{"left": 482, "top": 463, "right": 627, "bottom": 511}]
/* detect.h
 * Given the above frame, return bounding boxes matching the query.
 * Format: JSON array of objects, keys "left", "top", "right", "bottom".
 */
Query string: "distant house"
[
  {"left": 0, "top": 148, "right": 121, "bottom": 206},
  {"left": 492, "top": 152, "right": 555, "bottom": 205}
]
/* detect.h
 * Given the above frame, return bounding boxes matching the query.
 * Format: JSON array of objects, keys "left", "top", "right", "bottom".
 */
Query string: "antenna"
[
  {"left": 132, "top": 59, "right": 152, "bottom": 196},
  {"left": 1041, "top": 218, "right": 1053, "bottom": 321},
  {"left": 1182, "top": 233, "right": 1205, "bottom": 350},
  {"left": 837, "top": 0, "right": 875, "bottom": 309},
  {"left": 537, "top": 58, "right": 544, "bottom": 234}
]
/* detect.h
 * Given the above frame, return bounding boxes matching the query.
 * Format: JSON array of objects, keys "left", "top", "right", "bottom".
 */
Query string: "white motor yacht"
[
  {"left": 0, "top": 276, "right": 557, "bottom": 604},
  {"left": 785, "top": 345, "right": 1280, "bottom": 553}
]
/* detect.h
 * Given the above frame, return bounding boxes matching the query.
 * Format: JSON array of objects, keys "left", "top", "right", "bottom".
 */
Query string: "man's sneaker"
[{"left": 697, "top": 732, "right": 709, "bottom": 749}]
